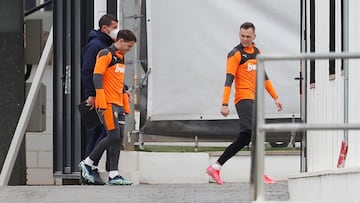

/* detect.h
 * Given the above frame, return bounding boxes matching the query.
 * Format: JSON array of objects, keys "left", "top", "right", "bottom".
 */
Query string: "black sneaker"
[
  {"left": 92, "top": 168, "right": 106, "bottom": 185},
  {"left": 79, "top": 169, "right": 88, "bottom": 185},
  {"left": 79, "top": 161, "right": 105, "bottom": 185}
]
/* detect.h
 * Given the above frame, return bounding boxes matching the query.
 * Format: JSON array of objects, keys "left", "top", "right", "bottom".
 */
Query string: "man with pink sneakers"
[{"left": 206, "top": 22, "right": 283, "bottom": 185}]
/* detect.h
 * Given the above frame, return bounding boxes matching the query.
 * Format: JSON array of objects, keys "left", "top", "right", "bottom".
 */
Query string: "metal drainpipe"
[
  {"left": 343, "top": 0, "right": 349, "bottom": 148},
  {"left": 119, "top": 0, "right": 125, "bottom": 29},
  {"left": 134, "top": 0, "right": 142, "bottom": 135}
]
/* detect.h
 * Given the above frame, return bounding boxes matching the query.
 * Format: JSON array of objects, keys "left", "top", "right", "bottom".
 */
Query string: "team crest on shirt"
[
  {"left": 115, "top": 64, "right": 125, "bottom": 73},
  {"left": 247, "top": 63, "right": 256, "bottom": 71}
]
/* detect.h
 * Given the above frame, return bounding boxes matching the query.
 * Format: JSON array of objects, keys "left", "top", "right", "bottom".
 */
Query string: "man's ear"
[{"left": 100, "top": 25, "right": 106, "bottom": 33}]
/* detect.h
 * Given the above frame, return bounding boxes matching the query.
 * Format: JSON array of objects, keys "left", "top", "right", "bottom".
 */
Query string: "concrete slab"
[
  {"left": 138, "top": 152, "right": 209, "bottom": 184},
  {"left": 288, "top": 167, "right": 360, "bottom": 202},
  {"left": 0, "top": 181, "right": 289, "bottom": 203}
]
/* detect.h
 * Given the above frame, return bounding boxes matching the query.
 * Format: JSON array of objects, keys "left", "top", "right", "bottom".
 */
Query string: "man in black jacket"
[{"left": 80, "top": 14, "right": 119, "bottom": 185}]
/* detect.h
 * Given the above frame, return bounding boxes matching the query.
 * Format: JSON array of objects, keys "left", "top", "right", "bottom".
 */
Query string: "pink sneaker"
[
  {"left": 263, "top": 174, "right": 277, "bottom": 184},
  {"left": 206, "top": 166, "right": 224, "bottom": 185}
]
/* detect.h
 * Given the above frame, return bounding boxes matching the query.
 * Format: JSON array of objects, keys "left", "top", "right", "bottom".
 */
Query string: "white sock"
[
  {"left": 84, "top": 157, "right": 94, "bottom": 168},
  {"left": 109, "top": 170, "right": 119, "bottom": 179},
  {"left": 211, "top": 163, "right": 222, "bottom": 170}
]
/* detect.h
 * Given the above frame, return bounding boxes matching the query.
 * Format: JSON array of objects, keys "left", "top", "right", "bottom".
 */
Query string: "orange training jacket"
[
  {"left": 222, "top": 43, "right": 278, "bottom": 106},
  {"left": 93, "top": 45, "right": 126, "bottom": 109}
]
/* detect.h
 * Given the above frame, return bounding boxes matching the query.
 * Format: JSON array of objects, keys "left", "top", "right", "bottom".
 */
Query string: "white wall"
[
  {"left": 26, "top": 64, "right": 55, "bottom": 185},
  {"left": 346, "top": 0, "right": 360, "bottom": 168},
  {"left": 93, "top": 0, "right": 107, "bottom": 30},
  {"left": 306, "top": 0, "right": 360, "bottom": 171}
]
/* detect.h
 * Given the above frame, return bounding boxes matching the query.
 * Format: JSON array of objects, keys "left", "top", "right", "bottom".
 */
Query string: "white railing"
[{"left": 252, "top": 51, "right": 360, "bottom": 201}]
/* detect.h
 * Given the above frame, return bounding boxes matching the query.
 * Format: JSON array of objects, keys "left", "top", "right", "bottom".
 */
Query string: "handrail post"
[{"left": 253, "top": 59, "right": 266, "bottom": 201}]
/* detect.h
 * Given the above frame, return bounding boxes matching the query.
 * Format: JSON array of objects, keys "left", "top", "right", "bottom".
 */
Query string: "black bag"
[{"left": 77, "top": 101, "right": 102, "bottom": 129}]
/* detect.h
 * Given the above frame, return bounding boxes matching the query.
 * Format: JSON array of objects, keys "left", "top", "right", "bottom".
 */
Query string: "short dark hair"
[
  {"left": 99, "top": 14, "right": 118, "bottom": 28},
  {"left": 116, "top": 30, "right": 137, "bottom": 42},
  {"left": 240, "top": 22, "right": 255, "bottom": 31}
]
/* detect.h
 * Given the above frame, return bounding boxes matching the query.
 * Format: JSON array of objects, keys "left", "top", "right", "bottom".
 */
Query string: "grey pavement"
[{"left": 0, "top": 181, "right": 288, "bottom": 203}]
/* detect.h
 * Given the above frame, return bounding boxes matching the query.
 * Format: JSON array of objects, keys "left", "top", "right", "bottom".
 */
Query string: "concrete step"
[
  {"left": 0, "top": 181, "right": 289, "bottom": 203},
  {"left": 288, "top": 167, "right": 360, "bottom": 202},
  {"left": 97, "top": 150, "right": 300, "bottom": 184}
]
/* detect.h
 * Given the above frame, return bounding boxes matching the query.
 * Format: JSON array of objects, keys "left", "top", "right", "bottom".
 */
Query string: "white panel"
[
  {"left": 93, "top": 0, "right": 107, "bottom": 30},
  {"left": 347, "top": 0, "right": 360, "bottom": 168},
  {"left": 146, "top": 0, "right": 300, "bottom": 120},
  {"left": 307, "top": 0, "right": 360, "bottom": 172},
  {"left": 307, "top": 0, "right": 345, "bottom": 172}
]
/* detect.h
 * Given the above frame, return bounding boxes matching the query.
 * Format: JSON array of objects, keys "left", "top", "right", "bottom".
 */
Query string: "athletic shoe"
[
  {"left": 206, "top": 166, "right": 224, "bottom": 185},
  {"left": 79, "top": 161, "right": 95, "bottom": 183},
  {"left": 263, "top": 174, "right": 277, "bottom": 184},
  {"left": 108, "top": 175, "right": 133, "bottom": 185},
  {"left": 79, "top": 171, "right": 87, "bottom": 185},
  {"left": 79, "top": 161, "right": 105, "bottom": 185},
  {"left": 91, "top": 168, "right": 106, "bottom": 185}
]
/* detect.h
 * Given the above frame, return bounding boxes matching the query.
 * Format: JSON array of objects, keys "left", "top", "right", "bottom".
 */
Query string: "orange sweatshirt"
[
  {"left": 93, "top": 45, "right": 126, "bottom": 109},
  {"left": 222, "top": 43, "right": 278, "bottom": 106}
]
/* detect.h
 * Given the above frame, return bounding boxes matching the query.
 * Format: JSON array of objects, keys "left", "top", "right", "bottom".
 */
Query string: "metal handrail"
[
  {"left": 260, "top": 123, "right": 360, "bottom": 132},
  {"left": 252, "top": 51, "right": 360, "bottom": 202},
  {"left": 25, "top": 0, "right": 53, "bottom": 16}
]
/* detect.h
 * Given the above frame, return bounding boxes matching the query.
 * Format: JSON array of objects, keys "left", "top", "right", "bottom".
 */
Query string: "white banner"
[{"left": 146, "top": 0, "right": 300, "bottom": 120}]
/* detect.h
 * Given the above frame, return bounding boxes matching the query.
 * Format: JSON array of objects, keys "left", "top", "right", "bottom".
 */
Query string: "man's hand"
[
  {"left": 221, "top": 105, "right": 230, "bottom": 117},
  {"left": 97, "top": 109, "right": 106, "bottom": 115},
  {"left": 126, "top": 90, "right": 133, "bottom": 103},
  {"left": 86, "top": 96, "right": 96, "bottom": 110},
  {"left": 275, "top": 99, "right": 283, "bottom": 112}
]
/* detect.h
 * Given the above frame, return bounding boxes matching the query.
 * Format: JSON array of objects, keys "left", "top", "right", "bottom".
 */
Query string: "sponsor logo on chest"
[
  {"left": 247, "top": 63, "right": 256, "bottom": 71},
  {"left": 115, "top": 64, "right": 125, "bottom": 73}
]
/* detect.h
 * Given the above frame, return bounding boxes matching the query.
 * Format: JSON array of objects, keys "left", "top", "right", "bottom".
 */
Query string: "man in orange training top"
[
  {"left": 79, "top": 30, "right": 136, "bottom": 185},
  {"left": 81, "top": 14, "right": 119, "bottom": 185},
  {"left": 206, "top": 22, "right": 283, "bottom": 185}
]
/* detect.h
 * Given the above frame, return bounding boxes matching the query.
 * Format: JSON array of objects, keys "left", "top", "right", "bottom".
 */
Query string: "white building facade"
[
  {"left": 289, "top": 0, "right": 360, "bottom": 201},
  {"left": 305, "top": 0, "right": 360, "bottom": 172}
]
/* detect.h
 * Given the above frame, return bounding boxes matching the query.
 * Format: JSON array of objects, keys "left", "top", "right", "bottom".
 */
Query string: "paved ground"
[{"left": 0, "top": 181, "right": 288, "bottom": 203}]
